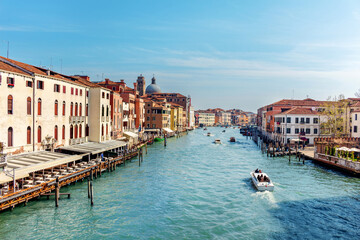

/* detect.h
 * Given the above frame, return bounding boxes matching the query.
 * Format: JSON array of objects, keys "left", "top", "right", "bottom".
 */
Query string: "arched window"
[
  {"left": 8, "top": 127, "right": 13, "bottom": 147},
  {"left": 8, "top": 95, "right": 13, "bottom": 114},
  {"left": 27, "top": 126, "right": 31, "bottom": 144},
  {"left": 70, "top": 102, "right": 73, "bottom": 116},
  {"left": 37, "top": 126, "right": 41, "bottom": 143},
  {"left": 27, "top": 97, "right": 31, "bottom": 115},
  {"left": 86, "top": 124, "right": 89, "bottom": 137},
  {"left": 70, "top": 125, "right": 73, "bottom": 139},
  {"left": 106, "top": 106, "right": 109, "bottom": 117},
  {"left": 75, "top": 103, "right": 78, "bottom": 116},
  {"left": 79, "top": 103, "right": 82, "bottom": 116},
  {"left": 54, "top": 100, "right": 58, "bottom": 116},
  {"left": 54, "top": 125, "right": 58, "bottom": 140},
  {"left": 102, "top": 105, "right": 104, "bottom": 117},
  {"left": 79, "top": 124, "right": 82, "bottom": 138},
  {"left": 101, "top": 124, "right": 104, "bottom": 136},
  {"left": 106, "top": 124, "right": 108, "bottom": 135},
  {"left": 37, "top": 98, "right": 42, "bottom": 116},
  {"left": 74, "top": 125, "right": 78, "bottom": 138},
  {"left": 62, "top": 101, "right": 66, "bottom": 116},
  {"left": 86, "top": 104, "right": 88, "bottom": 116},
  {"left": 62, "top": 125, "right": 65, "bottom": 140}
]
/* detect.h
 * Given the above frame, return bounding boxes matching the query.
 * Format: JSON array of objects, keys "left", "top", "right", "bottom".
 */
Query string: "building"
[
  {"left": 136, "top": 74, "right": 146, "bottom": 97},
  {"left": 110, "top": 91, "right": 123, "bottom": 139},
  {"left": 350, "top": 101, "right": 360, "bottom": 138},
  {"left": 273, "top": 107, "right": 321, "bottom": 145},
  {"left": 234, "top": 113, "right": 249, "bottom": 126},
  {"left": 195, "top": 111, "right": 215, "bottom": 126},
  {"left": 0, "top": 57, "right": 92, "bottom": 155},
  {"left": 144, "top": 99, "right": 171, "bottom": 130}
]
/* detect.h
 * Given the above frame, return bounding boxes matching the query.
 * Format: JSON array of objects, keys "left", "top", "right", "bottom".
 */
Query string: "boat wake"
[{"left": 251, "top": 191, "right": 278, "bottom": 208}]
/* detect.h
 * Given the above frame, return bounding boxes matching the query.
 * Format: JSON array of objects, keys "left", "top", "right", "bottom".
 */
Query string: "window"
[
  {"left": 37, "top": 126, "right": 41, "bottom": 143},
  {"left": 63, "top": 86, "right": 66, "bottom": 93},
  {"left": 300, "top": 128, "right": 305, "bottom": 134},
  {"left": 70, "top": 102, "right": 73, "bottom": 116},
  {"left": 286, "top": 117, "right": 291, "bottom": 123},
  {"left": 86, "top": 91, "right": 89, "bottom": 97},
  {"left": 306, "top": 118, "right": 310, "bottom": 124},
  {"left": 355, "top": 126, "right": 358, "bottom": 133},
  {"left": 295, "top": 128, "right": 299, "bottom": 134},
  {"left": 106, "top": 124, "right": 108, "bottom": 135},
  {"left": 313, "top": 118, "right": 319, "bottom": 124},
  {"left": 75, "top": 125, "right": 78, "bottom": 138},
  {"left": 112, "top": 87, "right": 116, "bottom": 91},
  {"left": 75, "top": 88, "right": 78, "bottom": 95},
  {"left": 80, "top": 89, "right": 83, "bottom": 96},
  {"left": 37, "top": 80, "right": 44, "bottom": 89},
  {"left": 300, "top": 118, "right": 305, "bottom": 123},
  {"left": 356, "top": 114, "right": 358, "bottom": 121},
  {"left": 37, "top": 98, "right": 42, "bottom": 115},
  {"left": 101, "top": 124, "right": 104, "bottom": 136},
  {"left": 106, "top": 93, "right": 109, "bottom": 99},
  {"left": 152, "top": 124, "right": 156, "bottom": 128},
  {"left": 102, "top": 92, "right": 105, "bottom": 98},
  {"left": 286, "top": 128, "right": 291, "bottom": 134},
  {"left": 54, "top": 125, "right": 58, "bottom": 140},
  {"left": 70, "top": 125, "right": 73, "bottom": 139},
  {"left": 79, "top": 124, "right": 82, "bottom": 138},
  {"left": 295, "top": 118, "right": 299, "bottom": 123},
  {"left": 147, "top": 124, "right": 150, "bottom": 128},
  {"left": 7, "top": 77, "right": 14, "bottom": 87},
  {"left": 62, "top": 101, "right": 66, "bottom": 116},
  {"left": 86, "top": 124, "right": 89, "bottom": 137},
  {"left": 54, "top": 100, "right": 58, "bottom": 116},
  {"left": 8, "top": 95, "right": 13, "bottom": 114},
  {"left": 86, "top": 104, "right": 88, "bottom": 116},
  {"left": 306, "top": 128, "right": 310, "bottom": 134},
  {"left": 54, "top": 84, "right": 60, "bottom": 92},
  {"left": 314, "top": 128, "right": 318, "bottom": 134},
  {"left": 147, "top": 117, "right": 150, "bottom": 121},
  {"left": 62, "top": 125, "right": 65, "bottom": 140},
  {"left": 75, "top": 103, "right": 78, "bottom": 116},
  {"left": 26, "top": 97, "right": 31, "bottom": 115},
  {"left": 79, "top": 103, "right": 82, "bottom": 116},
  {"left": 27, "top": 126, "right": 31, "bottom": 144},
  {"left": 106, "top": 106, "right": 109, "bottom": 116},
  {"left": 153, "top": 117, "right": 156, "bottom": 120},
  {"left": 26, "top": 81, "right": 33, "bottom": 88},
  {"left": 102, "top": 105, "right": 104, "bottom": 116},
  {"left": 8, "top": 127, "right": 13, "bottom": 147},
  {"left": 71, "top": 87, "right": 74, "bottom": 95}
]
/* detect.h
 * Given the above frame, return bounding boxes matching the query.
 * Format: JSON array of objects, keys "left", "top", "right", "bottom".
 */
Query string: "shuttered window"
[
  {"left": 37, "top": 126, "right": 41, "bottom": 143},
  {"left": 27, "top": 97, "right": 31, "bottom": 115},
  {"left": 27, "top": 126, "right": 31, "bottom": 144},
  {"left": 37, "top": 98, "right": 42, "bottom": 115},
  {"left": 8, "top": 127, "right": 13, "bottom": 147},
  {"left": 8, "top": 95, "right": 13, "bottom": 114}
]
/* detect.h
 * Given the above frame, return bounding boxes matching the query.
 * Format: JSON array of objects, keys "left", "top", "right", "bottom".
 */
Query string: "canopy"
[
  {"left": 349, "top": 148, "right": 360, "bottom": 152},
  {"left": 123, "top": 131, "right": 139, "bottom": 139},
  {"left": 336, "top": 147, "right": 350, "bottom": 151},
  {"left": 163, "top": 128, "right": 174, "bottom": 133}
]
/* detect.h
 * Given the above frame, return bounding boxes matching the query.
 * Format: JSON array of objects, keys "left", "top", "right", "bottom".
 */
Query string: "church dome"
[{"left": 145, "top": 76, "right": 161, "bottom": 94}]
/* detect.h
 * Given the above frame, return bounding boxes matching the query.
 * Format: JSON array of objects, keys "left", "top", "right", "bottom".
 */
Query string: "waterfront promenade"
[{"left": 0, "top": 127, "right": 358, "bottom": 239}]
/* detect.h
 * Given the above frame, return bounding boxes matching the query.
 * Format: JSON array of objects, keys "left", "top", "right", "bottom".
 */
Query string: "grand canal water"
[{"left": 0, "top": 128, "right": 359, "bottom": 239}]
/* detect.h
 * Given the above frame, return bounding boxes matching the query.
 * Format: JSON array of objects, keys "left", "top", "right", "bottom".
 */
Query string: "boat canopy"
[
  {"left": 163, "top": 128, "right": 174, "bottom": 133},
  {"left": 124, "top": 131, "right": 139, "bottom": 139}
]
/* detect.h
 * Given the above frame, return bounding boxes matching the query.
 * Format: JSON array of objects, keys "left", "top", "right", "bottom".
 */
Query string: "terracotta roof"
[
  {"left": 152, "top": 93, "right": 187, "bottom": 98},
  {"left": 271, "top": 98, "right": 327, "bottom": 107},
  {"left": 169, "top": 102, "right": 184, "bottom": 108},
  {"left": 279, "top": 107, "right": 318, "bottom": 115}
]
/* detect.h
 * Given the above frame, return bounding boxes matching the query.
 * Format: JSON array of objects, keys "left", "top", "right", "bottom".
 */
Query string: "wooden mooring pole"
[{"left": 55, "top": 177, "right": 59, "bottom": 207}]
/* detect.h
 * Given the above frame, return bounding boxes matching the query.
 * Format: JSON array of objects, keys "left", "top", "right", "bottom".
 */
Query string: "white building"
[
  {"left": 350, "top": 101, "right": 360, "bottom": 138},
  {"left": 196, "top": 112, "right": 215, "bottom": 126},
  {"left": 274, "top": 107, "right": 321, "bottom": 145},
  {"left": 189, "top": 106, "right": 195, "bottom": 128},
  {"left": 0, "top": 57, "right": 90, "bottom": 155}
]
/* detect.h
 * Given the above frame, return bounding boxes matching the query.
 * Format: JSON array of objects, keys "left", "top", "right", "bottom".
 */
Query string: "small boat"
[
  {"left": 214, "top": 139, "right": 222, "bottom": 144},
  {"left": 207, "top": 132, "right": 211, "bottom": 136},
  {"left": 230, "top": 137, "right": 235, "bottom": 142},
  {"left": 154, "top": 137, "right": 164, "bottom": 142},
  {"left": 250, "top": 171, "right": 274, "bottom": 191},
  {"left": 204, "top": 128, "right": 207, "bottom": 131},
  {"left": 222, "top": 130, "right": 226, "bottom": 133}
]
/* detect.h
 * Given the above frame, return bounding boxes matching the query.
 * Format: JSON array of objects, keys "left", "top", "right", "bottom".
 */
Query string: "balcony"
[
  {"left": 69, "top": 137, "right": 87, "bottom": 145},
  {"left": 69, "top": 116, "right": 85, "bottom": 123}
]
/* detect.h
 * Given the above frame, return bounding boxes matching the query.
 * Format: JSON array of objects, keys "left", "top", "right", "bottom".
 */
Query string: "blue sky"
[{"left": 1, "top": 0, "right": 360, "bottom": 112}]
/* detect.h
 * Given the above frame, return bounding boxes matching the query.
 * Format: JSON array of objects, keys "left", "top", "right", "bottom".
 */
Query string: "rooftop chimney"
[{"left": 105, "top": 78, "right": 110, "bottom": 84}]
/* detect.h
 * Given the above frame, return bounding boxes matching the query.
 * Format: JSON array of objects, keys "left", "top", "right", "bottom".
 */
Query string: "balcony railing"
[
  {"left": 69, "top": 137, "right": 87, "bottom": 145},
  {"left": 69, "top": 116, "right": 85, "bottom": 123}
]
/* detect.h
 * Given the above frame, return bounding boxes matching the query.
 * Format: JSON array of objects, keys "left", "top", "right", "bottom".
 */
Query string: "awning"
[
  {"left": 144, "top": 129, "right": 160, "bottom": 132},
  {"left": 0, "top": 152, "right": 84, "bottom": 184},
  {"left": 59, "top": 140, "right": 127, "bottom": 155},
  {"left": 163, "top": 128, "right": 174, "bottom": 133},
  {"left": 124, "top": 131, "right": 139, "bottom": 139}
]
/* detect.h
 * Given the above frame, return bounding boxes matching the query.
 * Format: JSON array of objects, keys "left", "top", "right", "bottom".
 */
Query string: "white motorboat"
[
  {"left": 250, "top": 171, "right": 274, "bottom": 191},
  {"left": 214, "top": 139, "right": 222, "bottom": 144}
]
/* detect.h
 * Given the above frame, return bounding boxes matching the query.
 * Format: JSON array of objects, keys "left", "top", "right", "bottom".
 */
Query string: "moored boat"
[
  {"left": 214, "top": 139, "right": 222, "bottom": 144},
  {"left": 250, "top": 170, "right": 274, "bottom": 191},
  {"left": 230, "top": 137, "right": 235, "bottom": 142},
  {"left": 207, "top": 132, "right": 211, "bottom": 136},
  {"left": 154, "top": 137, "right": 164, "bottom": 142}
]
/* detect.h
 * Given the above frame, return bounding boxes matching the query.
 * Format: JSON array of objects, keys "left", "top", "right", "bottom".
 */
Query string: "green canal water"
[{"left": 0, "top": 128, "right": 359, "bottom": 239}]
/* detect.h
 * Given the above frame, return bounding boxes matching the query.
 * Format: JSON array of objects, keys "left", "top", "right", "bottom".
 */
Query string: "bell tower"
[{"left": 136, "top": 74, "right": 146, "bottom": 96}]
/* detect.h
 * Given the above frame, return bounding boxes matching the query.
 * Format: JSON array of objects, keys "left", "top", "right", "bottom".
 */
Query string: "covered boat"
[
  {"left": 250, "top": 171, "right": 274, "bottom": 191},
  {"left": 207, "top": 132, "right": 211, "bottom": 136},
  {"left": 214, "top": 139, "right": 222, "bottom": 144}
]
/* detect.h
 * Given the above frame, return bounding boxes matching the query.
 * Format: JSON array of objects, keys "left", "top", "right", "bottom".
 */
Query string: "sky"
[{"left": 1, "top": 0, "right": 360, "bottom": 112}]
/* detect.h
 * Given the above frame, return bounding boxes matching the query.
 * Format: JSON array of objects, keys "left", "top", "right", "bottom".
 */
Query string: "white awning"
[
  {"left": 124, "top": 131, "right": 139, "bottom": 139},
  {"left": 163, "top": 128, "right": 174, "bottom": 133},
  {"left": 144, "top": 129, "right": 160, "bottom": 132}
]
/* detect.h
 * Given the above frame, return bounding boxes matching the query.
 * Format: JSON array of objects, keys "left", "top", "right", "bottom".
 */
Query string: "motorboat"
[
  {"left": 204, "top": 128, "right": 207, "bottom": 131},
  {"left": 250, "top": 170, "right": 274, "bottom": 191},
  {"left": 230, "top": 137, "right": 235, "bottom": 142},
  {"left": 214, "top": 139, "right": 222, "bottom": 144},
  {"left": 222, "top": 130, "right": 226, "bottom": 133},
  {"left": 207, "top": 132, "right": 211, "bottom": 136}
]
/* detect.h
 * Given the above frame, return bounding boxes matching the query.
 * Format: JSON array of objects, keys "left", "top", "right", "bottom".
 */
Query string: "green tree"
[{"left": 320, "top": 94, "right": 350, "bottom": 137}]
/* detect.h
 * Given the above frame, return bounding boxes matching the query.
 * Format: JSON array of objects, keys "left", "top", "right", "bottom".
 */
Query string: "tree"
[{"left": 319, "top": 94, "right": 350, "bottom": 137}]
